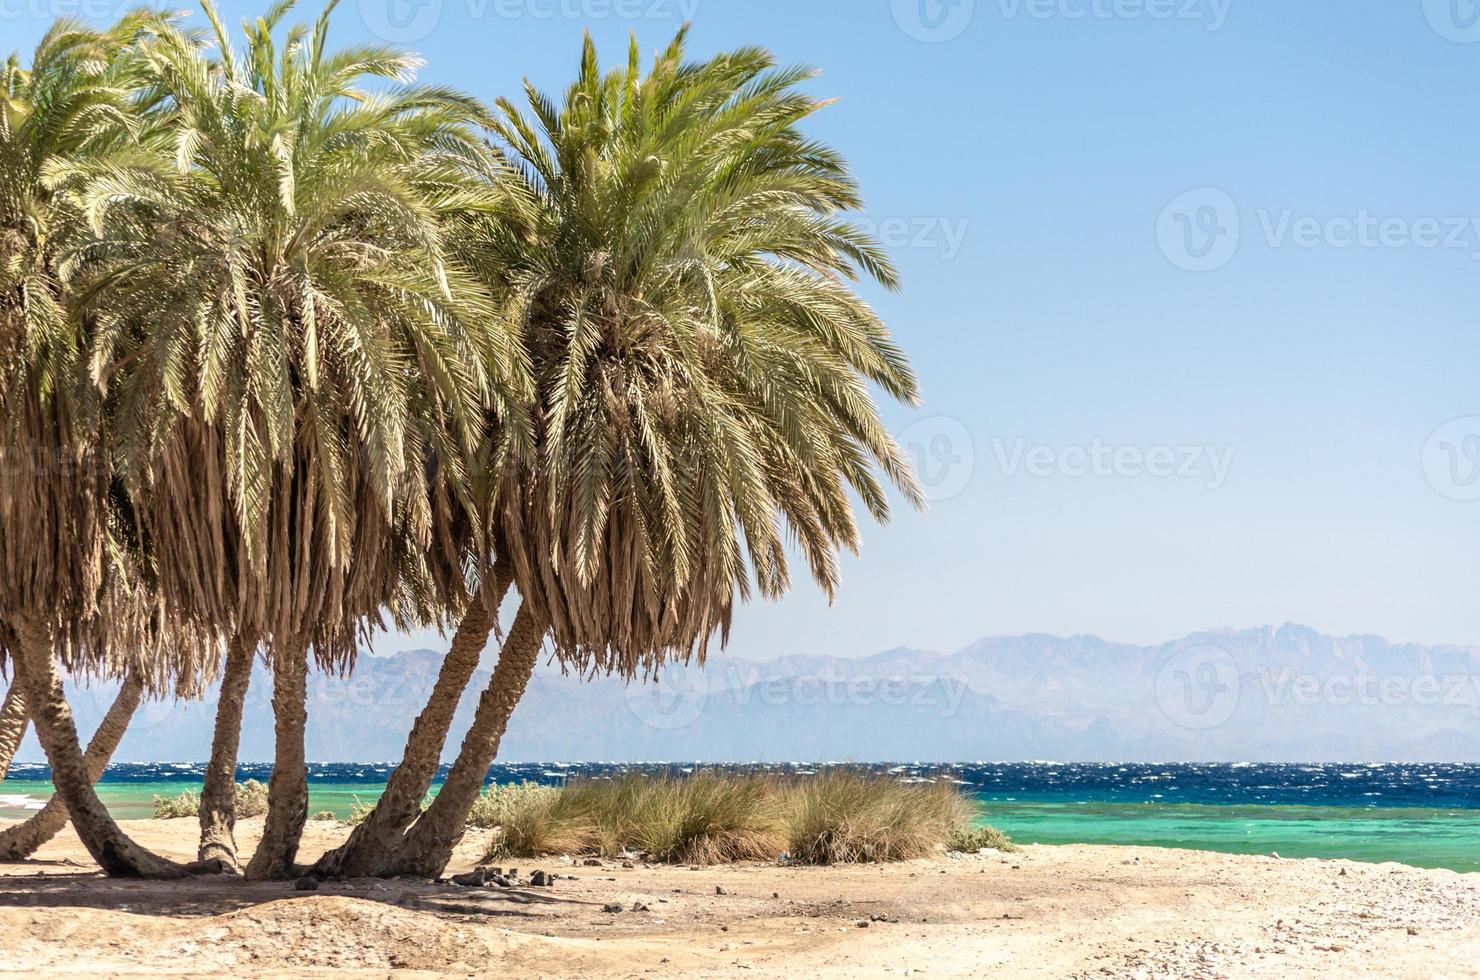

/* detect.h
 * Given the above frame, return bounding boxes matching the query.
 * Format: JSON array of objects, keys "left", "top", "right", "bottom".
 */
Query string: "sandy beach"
[{"left": 0, "top": 818, "right": 1475, "bottom": 978}]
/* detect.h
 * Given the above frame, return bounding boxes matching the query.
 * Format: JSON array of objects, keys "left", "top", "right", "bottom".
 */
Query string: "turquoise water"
[
  {"left": 4, "top": 762, "right": 1480, "bottom": 872},
  {"left": 978, "top": 801, "right": 1480, "bottom": 872},
  {"left": 0, "top": 779, "right": 383, "bottom": 822}
]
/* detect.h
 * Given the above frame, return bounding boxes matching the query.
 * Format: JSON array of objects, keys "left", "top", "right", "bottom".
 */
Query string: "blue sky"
[{"left": 7, "top": 0, "right": 1479, "bottom": 657}]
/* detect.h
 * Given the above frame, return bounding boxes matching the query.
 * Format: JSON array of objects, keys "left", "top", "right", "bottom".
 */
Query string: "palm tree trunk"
[
  {"left": 197, "top": 636, "right": 255, "bottom": 869},
  {"left": 244, "top": 640, "right": 309, "bottom": 880},
  {"left": 375, "top": 602, "right": 545, "bottom": 879},
  {"left": 0, "top": 682, "right": 27, "bottom": 782},
  {"left": 311, "top": 570, "right": 513, "bottom": 879},
  {"left": 0, "top": 673, "right": 143, "bottom": 860},
  {"left": 7, "top": 616, "right": 185, "bottom": 878}
]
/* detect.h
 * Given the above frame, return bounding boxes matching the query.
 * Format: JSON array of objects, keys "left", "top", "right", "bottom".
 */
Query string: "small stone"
[
  {"left": 450, "top": 869, "right": 486, "bottom": 887},
  {"left": 632, "top": 902, "right": 650, "bottom": 912},
  {"left": 490, "top": 874, "right": 513, "bottom": 888},
  {"left": 601, "top": 902, "right": 623, "bottom": 914},
  {"left": 715, "top": 885, "right": 727, "bottom": 895},
  {"left": 622, "top": 861, "right": 635, "bottom": 869},
  {"left": 529, "top": 870, "right": 552, "bottom": 887},
  {"left": 583, "top": 858, "right": 603, "bottom": 867},
  {"left": 1338, "top": 868, "right": 1348, "bottom": 877},
  {"left": 772, "top": 892, "right": 779, "bottom": 899},
  {"left": 293, "top": 876, "right": 320, "bottom": 891},
  {"left": 855, "top": 920, "right": 869, "bottom": 928},
  {"left": 1270, "top": 852, "right": 1280, "bottom": 859},
  {"left": 1408, "top": 927, "right": 1420, "bottom": 936}
]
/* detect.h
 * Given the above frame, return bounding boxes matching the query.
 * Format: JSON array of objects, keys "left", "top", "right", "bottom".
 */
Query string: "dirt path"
[{"left": 1, "top": 818, "right": 1476, "bottom": 977}]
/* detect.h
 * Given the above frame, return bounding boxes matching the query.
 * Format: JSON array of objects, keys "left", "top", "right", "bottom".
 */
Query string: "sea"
[{"left": 4, "top": 761, "right": 1479, "bottom": 873}]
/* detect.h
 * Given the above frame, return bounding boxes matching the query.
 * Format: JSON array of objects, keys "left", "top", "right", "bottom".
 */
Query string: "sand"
[{"left": 1, "top": 817, "right": 1477, "bottom": 978}]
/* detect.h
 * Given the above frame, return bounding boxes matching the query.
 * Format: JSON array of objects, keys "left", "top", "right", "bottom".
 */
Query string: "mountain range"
[{"left": 14, "top": 623, "right": 1480, "bottom": 764}]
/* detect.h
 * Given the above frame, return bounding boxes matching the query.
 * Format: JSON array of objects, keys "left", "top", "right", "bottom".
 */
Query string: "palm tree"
[
  {"left": 0, "top": 12, "right": 215, "bottom": 879},
  {"left": 376, "top": 29, "right": 923, "bottom": 879},
  {"left": 196, "top": 636, "right": 255, "bottom": 866},
  {"left": 0, "top": 683, "right": 26, "bottom": 782},
  {"left": 74, "top": 0, "right": 528, "bottom": 878},
  {"left": 0, "top": 672, "right": 143, "bottom": 859}
]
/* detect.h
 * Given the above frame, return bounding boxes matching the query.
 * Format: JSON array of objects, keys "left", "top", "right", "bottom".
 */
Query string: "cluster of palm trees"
[{"left": 0, "top": 0, "right": 922, "bottom": 881}]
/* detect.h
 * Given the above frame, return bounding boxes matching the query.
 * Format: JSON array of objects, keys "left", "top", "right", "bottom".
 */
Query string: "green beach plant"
[
  {"left": 476, "top": 773, "right": 999, "bottom": 866},
  {"left": 946, "top": 825, "right": 1019, "bottom": 854}
]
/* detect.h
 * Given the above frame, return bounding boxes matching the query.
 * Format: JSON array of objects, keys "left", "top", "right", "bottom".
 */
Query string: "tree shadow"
[{"left": 0, "top": 865, "right": 590, "bottom": 920}]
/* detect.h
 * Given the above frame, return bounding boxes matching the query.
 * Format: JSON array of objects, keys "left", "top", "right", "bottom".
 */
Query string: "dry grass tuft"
[
  {"left": 782, "top": 771, "right": 972, "bottom": 864},
  {"left": 477, "top": 770, "right": 1007, "bottom": 865}
]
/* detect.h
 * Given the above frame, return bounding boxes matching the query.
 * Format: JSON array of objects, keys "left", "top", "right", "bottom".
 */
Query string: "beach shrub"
[
  {"left": 782, "top": 771, "right": 972, "bottom": 864},
  {"left": 150, "top": 780, "right": 271, "bottom": 820},
  {"left": 585, "top": 774, "right": 782, "bottom": 863},
  {"left": 235, "top": 779, "right": 269, "bottom": 818},
  {"left": 945, "top": 824, "right": 1017, "bottom": 854},
  {"left": 479, "top": 771, "right": 974, "bottom": 865},
  {"left": 346, "top": 797, "right": 376, "bottom": 826},
  {"left": 310, "top": 811, "right": 338, "bottom": 822},
  {"left": 483, "top": 783, "right": 588, "bottom": 859},
  {"left": 152, "top": 791, "right": 201, "bottom": 819},
  {"left": 468, "top": 781, "right": 556, "bottom": 831}
]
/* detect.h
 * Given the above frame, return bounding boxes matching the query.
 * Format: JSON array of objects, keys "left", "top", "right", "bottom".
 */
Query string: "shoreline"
[{"left": 2, "top": 817, "right": 1478, "bottom": 977}]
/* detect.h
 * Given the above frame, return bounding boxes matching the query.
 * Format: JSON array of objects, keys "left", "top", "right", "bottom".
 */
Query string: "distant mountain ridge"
[{"left": 14, "top": 624, "right": 1480, "bottom": 764}]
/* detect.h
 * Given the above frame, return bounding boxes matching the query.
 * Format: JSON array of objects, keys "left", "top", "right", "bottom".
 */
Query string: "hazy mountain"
[{"left": 14, "top": 623, "right": 1480, "bottom": 764}]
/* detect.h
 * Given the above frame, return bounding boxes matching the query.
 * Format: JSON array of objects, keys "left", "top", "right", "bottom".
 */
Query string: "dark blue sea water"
[{"left": 5, "top": 762, "right": 1480, "bottom": 870}]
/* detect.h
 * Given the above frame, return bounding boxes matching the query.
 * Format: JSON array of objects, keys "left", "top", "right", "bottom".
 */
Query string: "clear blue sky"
[{"left": 9, "top": 0, "right": 1480, "bottom": 656}]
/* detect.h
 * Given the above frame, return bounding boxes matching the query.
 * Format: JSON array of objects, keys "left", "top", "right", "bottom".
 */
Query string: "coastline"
[
  {"left": 2, "top": 817, "right": 1477, "bottom": 977},
  {"left": 8, "top": 759, "right": 1480, "bottom": 872}
]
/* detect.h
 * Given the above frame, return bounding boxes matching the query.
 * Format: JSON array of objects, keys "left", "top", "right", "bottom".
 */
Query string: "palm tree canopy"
[
  {"left": 0, "top": 13, "right": 216, "bottom": 689},
  {"left": 487, "top": 29, "right": 923, "bottom": 679},
  {"left": 70, "top": 0, "right": 531, "bottom": 666}
]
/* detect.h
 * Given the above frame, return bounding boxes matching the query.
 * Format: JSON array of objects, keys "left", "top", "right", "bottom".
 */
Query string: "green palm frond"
[{"left": 486, "top": 30, "right": 922, "bottom": 679}]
